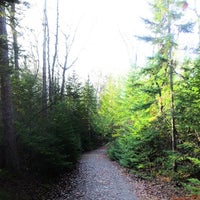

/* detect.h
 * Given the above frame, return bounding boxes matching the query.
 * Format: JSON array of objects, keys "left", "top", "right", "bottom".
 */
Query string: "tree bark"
[
  {"left": 169, "top": 61, "right": 177, "bottom": 151},
  {"left": 10, "top": 3, "right": 19, "bottom": 74},
  {"left": 61, "top": 33, "right": 78, "bottom": 96},
  {"left": 0, "top": 5, "right": 19, "bottom": 171},
  {"left": 46, "top": 7, "right": 51, "bottom": 103},
  {"left": 51, "top": 0, "right": 59, "bottom": 101},
  {"left": 166, "top": 0, "right": 177, "bottom": 171},
  {"left": 42, "top": 0, "right": 47, "bottom": 115}
]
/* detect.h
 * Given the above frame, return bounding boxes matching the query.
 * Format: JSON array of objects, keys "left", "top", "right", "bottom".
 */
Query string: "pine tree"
[{"left": 139, "top": 0, "right": 193, "bottom": 170}]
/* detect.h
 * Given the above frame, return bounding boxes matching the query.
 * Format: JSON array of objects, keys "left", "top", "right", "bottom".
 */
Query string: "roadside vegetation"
[{"left": 97, "top": 1, "right": 200, "bottom": 196}]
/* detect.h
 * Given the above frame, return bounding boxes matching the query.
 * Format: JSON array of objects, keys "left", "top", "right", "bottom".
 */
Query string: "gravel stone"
[{"left": 57, "top": 147, "right": 138, "bottom": 200}]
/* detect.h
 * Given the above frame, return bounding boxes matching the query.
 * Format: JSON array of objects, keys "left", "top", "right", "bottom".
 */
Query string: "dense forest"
[
  {"left": 0, "top": 0, "right": 104, "bottom": 195},
  {"left": 0, "top": 0, "right": 199, "bottom": 198}
]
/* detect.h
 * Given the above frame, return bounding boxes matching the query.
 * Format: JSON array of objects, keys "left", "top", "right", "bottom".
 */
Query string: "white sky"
[
  {"left": 21, "top": 0, "right": 198, "bottom": 80},
  {"left": 68, "top": 0, "right": 152, "bottom": 77},
  {"left": 22, "top": 0, "right": 152, "bottom": 79}
]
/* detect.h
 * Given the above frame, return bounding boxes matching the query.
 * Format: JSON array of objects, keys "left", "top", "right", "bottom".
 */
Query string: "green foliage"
[
  {"left": 10, "top": 69, "right": 103, "bottom": 176},
  {"left": 99, "top": 36, "right": 200, "bottom": 196},
  {"left": 12, "top": 68, "right": 42, "bottom": 126},
  {"left": 183, "top": 178, "right": 200, "bottom": 195},
  {"left": 80, "top": 77, "right": 100, "bottom": 150},
  {"left": 96, "top": 76, "right": 125, "bottom": 139},
  {"left": 19, "top": 100, "right": 82, "bottom": 174},
  {"left": 107, "top": 121, "right": 170, "bottom": 174},
  {"left": 176, "top": 59, "right": 200, "bottom": 136},
  {"left": 98, "top": 3, "right": 200, "bottom": 196},
  {"left": 176, "top": 143, "right": 200, "bottom": 178}
]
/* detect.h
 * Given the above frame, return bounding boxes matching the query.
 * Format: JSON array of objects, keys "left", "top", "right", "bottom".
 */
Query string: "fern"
[{"left": 184, "top": 178, "right": 200, "bottom": 195}]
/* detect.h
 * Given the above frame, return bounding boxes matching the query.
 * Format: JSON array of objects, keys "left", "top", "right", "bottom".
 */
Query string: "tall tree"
[
  {"left": 165, "top": 0, "right": 177, "bottom": 166},
  {"left": 9, "top": 2, "right": 19, "bottom": 77},
  {"left": 42, "top": 0, "right": 48, "bottom": 115},
  {"left": 0, "top": 4, "right": 19, "bottom": 170},
  {"left": 51, "top": 0, "right": 59, "bottom": 102},
  {"left": 81, "top": 77, "right": 97, "bottom": 141},
  {"left": 60, "top": 31, "right": 78, "bottom": 96},
  {"left": 47, "top": 0, "right": 59, "bottom": 104},
  {"left": 139, "top": 0, "right": 193, "bottom": 171}
]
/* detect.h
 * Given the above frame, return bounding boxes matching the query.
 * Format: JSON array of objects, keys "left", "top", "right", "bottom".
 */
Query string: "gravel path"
[
  {"left": 57, "top": 146, "right": 138, "bottom": 200},
  {"left": 49, "top": 146, "right": 188, "bottom": 200}
]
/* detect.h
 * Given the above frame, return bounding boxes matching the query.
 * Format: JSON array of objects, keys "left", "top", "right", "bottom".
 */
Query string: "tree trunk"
[
  {"left": 10, "top": 2, "right": 19, "bottom": 77},
  {"left": 46, "top": 8, "right": 51, "bottom": 103},
  {"left": 169, "top": 59, "right": 177, "bottom": 171},
  {"left": 50, "top": 0, "right": 59, "bottom": 102},
  {"left": 60, "top": 30, "right": 78, "bottom": 96},
  {"left": 42, "top": 0, "right": 47, "bottom": 115},
  {"left": 169, "top": 61, "right": 177, "bottom": 150},
  {"left": 0, "top": 5, "right": 19, "bottom": 171},
  {"left": 166, "top": 0, "right": 177, "bottom": 171},
  {"left": 61, "top": 58, "right": 67, "bottom": 96}
]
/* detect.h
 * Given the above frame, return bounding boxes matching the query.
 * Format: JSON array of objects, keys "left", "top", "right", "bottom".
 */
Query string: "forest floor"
[{"left": 0, "top": 146, "right": 198, "bottom": 200}]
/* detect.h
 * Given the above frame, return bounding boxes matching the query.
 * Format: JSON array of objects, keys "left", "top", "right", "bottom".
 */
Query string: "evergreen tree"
[
  {"left": 139, "top": 0, "right": 194, "bottom": 169},
  {"left": 80, "top": 77, "right": 98, "bottom": 149}
]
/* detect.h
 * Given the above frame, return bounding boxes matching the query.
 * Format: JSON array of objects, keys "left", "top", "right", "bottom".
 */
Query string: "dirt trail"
[
  {"left": 49, "top": 146, "right": 189, "bottom": 200},
  {"left": 56, "top": 146, "right": 138, "bottom": 200},
  {"left": 0, "top": 147, "right": 190, "bottom": 199}
]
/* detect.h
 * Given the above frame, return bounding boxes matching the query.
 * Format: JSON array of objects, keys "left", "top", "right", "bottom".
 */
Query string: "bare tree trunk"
[
  {"left": 0, "top": 5, "right": 19, "bottom": 171},
  {"left": 46, "top": 11, "right": 51, "bottom": 103},
  {"left": 50, "top": 0, "right": 59, "bottom": 102},
  {"left": 60, "top": 50, "right": 68, "bottom": 96},
  {"left": 60, "top": 52, "right": 78, "bottom": 96},
  {"left": 60, "top": 32, "right": 78, "bottom": 96},
  {"left": 42, "top": 0, "right": 47, "bottom": 115},
  {"left": 10, "top": 2, "right": 19, "bottom": 77}
]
